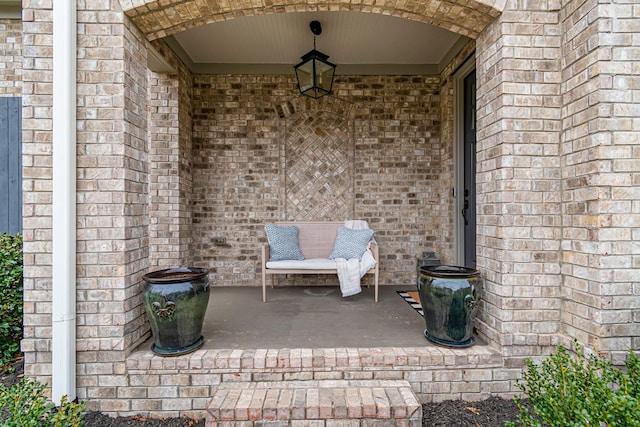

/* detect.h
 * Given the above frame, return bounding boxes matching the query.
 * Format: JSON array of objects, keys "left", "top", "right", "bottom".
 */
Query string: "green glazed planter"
[
  {"left": 417, "top": 265, "right": 482, "bottom": 347},
  {"left": 143, "top": 267, "right": 210, "bottom": 356}
]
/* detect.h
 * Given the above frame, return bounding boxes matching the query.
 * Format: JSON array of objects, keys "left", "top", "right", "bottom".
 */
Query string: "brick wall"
[
  {"left": 0, "top": 19, "right": 21, "bottom": 96},
  {"left": 475, "top": 0, "right": 565, "bottom": 360},
  {"left": 22, "top": 1, "right": 153, "bottom": 385},
  {"left": 148, "top": 39, "right": 194, "bottom": 269},
  {"left": 351, "top": 75, "right": 444, "bottom": 283},
  {"left": 560, "top": 0, "right": 640, "bottom": 359},
  {"left": 21, "top": 3, "right": 54, "bottom": 382},
  {"left": 190, "top": 74, "right": 447, "bottom": 287},
  {"left": 75, "top": 7, "right": 151, "bottom": 402}
]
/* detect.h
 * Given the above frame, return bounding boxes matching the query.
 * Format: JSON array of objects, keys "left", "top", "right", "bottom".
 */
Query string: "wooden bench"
[{"left": 261, "top": 221, "right": 379, "bottom": 302}]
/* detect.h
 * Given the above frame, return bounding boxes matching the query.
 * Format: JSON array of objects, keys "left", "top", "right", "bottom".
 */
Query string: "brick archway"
[{"left": 121, "top": 0, "right": 504, "bottom": 40}]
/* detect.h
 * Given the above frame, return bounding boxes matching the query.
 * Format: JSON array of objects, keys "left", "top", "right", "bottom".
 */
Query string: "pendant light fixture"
[{"left": 294, "top": 20, "right": 336, "bottom": 99}]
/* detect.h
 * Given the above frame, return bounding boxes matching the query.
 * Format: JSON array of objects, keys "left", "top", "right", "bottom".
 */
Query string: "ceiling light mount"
[
  {"left": 309, "top": 20, "right": 322, "bottom": 36},
  {"left": 294, "top": 20, "right": 336, "bottom": 99}
]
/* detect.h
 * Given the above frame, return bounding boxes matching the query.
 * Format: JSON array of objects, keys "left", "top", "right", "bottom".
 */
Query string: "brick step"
[{"left": 205, "top": 380, "right": 422, "bottom": 426}]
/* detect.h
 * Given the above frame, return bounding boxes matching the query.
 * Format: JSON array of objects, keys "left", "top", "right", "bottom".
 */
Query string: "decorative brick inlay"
[{"left": 285, "top": 111, "right": 352, "bottom": 221}]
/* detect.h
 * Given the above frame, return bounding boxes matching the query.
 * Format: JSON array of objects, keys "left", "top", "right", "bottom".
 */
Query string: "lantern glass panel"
[
  {"left": 295, "top": 61, "right": 314, "bottom": 93},
  {"left": 316, "top": 61, "right": 334, "bottom": 92}
]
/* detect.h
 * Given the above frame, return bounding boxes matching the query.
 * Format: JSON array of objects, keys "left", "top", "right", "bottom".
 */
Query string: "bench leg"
[
  {"left": 262, "top": 269, "right": 267, "bottom": 302},
  {"left": 374, "top": 270, "right": 379, "bottom": 303}
]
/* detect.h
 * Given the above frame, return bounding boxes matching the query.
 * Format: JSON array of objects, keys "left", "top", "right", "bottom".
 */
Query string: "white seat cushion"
[{"left": 266, "top": 258, "right": 337, "bottom": 270}]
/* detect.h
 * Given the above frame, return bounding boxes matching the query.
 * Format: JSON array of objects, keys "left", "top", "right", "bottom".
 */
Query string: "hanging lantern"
[{"left": 294, "top": 21, "right": 336, "bottom": 99}]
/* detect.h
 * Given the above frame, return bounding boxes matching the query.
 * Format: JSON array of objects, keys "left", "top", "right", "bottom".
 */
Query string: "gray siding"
[{"left": 0, "top": 97, "right": 22, "bottom": 234}]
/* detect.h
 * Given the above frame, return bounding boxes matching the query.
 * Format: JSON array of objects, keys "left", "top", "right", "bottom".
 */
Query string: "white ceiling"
[{"left": 169, "top": 11, "right": 467, "bottom": 75}]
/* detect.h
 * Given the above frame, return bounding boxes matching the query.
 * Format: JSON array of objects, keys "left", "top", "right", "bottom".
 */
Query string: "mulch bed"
[
  {"left": 422, "top": 396, "right": 521, "bottom": 426},
  {"left": 3, "top": 358, "right": 521, "bottom": 426},
  {"left": 83, "top": 413, "right": 204, "bottom": 426}
]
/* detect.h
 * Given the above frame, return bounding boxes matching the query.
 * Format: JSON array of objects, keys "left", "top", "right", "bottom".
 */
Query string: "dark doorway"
[{"left": 462, "top": 70, "right": 476, "bottom": 268}]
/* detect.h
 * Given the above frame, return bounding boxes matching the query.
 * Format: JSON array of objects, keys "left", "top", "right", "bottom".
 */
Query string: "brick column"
[
  {"left": 148, "top": 41, "right": 194, "bottom": 269},
  {"left": 21, "top": 4, "right": 152, "bottom": 405},
  {"left": 560, "top": 0, "right": 640, "bottom": 359},
  {"left": 21, "top": 3, "right": 54, "bottom": 383},
  {"left": 475, "top": 1, "right": 564, "bottom": 361}
]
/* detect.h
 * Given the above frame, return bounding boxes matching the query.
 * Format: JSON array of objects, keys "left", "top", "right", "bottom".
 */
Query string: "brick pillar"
[
  {"left": 560, "top": 0, "right": 640, "bottom": 359},
  {"left": 148, "top": 43, "right": 194, "bottom": 269},
  {"left": 22, "top": 4, "right": 151, "bottom": 406},
  {"left": 475, "top": 1, "right": 564, "bottom": 362},
  {"left": 21, "top": 4, "right": 54, "bottom": 383}
]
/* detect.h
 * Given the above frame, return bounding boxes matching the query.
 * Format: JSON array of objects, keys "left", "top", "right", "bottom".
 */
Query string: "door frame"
[{"left": 453, "top": 55, "right": 476, "bottom": 265}]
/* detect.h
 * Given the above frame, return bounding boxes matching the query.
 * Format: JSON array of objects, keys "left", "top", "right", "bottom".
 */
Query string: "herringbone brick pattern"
[{"left": 285, "top": 111, "right": 352, "bottom": 221}]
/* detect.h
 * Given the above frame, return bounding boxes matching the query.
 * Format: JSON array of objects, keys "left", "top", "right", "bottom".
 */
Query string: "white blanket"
[{"left": 335, "top": 220, "right": 377, "bottom": 297}]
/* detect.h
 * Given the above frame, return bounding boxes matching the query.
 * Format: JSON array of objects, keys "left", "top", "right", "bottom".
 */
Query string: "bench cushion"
[{"left": 265, "top": 258, "right": 337, "bottom": 270}]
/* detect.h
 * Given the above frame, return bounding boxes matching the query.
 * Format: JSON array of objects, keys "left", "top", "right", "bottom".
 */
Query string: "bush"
[
  {"left": 507, "top": 342, "right": 640, "bottom": 427},
  {"left": 0, "top": 377, "right": 85, "bottom": 426},
  {"left": 0, "top": 233, "right": 23, "bottom": 367}
]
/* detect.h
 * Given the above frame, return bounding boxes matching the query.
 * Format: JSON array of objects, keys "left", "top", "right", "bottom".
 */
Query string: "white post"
[{"left": 52, "top": 0, "right": 77, "bottom": 404}]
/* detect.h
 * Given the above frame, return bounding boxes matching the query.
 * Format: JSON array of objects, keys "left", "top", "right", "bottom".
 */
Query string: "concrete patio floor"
[
  {"left": 199, "top": 285, "right": 439, "bottom": 349},
  {"left": 124, "top": 284, "right": 504, "bottom": 422}
]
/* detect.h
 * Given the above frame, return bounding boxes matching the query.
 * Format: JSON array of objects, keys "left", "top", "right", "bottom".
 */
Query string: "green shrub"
[
  {"left": 507, "top": 342, "right": 640, "bottom": 427},
  {"left": 0, "top": 377, "right": 85, "bottom": 426},
  {"left": 0, "top": 233, "right": 23, "bottom": 367}
]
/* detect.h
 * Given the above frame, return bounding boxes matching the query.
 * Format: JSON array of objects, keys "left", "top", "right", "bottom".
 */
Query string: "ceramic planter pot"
[
  {"left": 417, "top": 265, "right": 482, "bottom": 347},
  {"left": 142, "top": 267, "right": 210, "bottom": 356}
]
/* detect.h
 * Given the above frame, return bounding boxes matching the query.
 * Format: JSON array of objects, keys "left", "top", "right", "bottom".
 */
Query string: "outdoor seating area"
[{"left": 261, "top": 221, "right": 380, "bottom": 302}]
